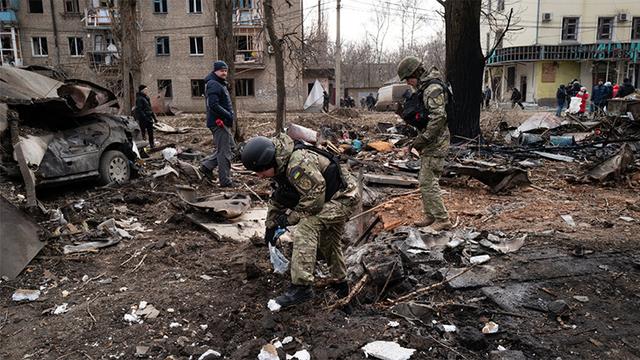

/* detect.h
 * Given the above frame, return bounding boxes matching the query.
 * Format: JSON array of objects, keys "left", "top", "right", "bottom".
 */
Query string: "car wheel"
[{"left": 98, "top": 150, "right": 130, "bottom": 185}]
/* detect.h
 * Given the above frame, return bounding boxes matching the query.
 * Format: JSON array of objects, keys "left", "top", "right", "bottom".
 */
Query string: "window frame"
[
  {"left": 64, "top": 0, "right": 80, "bottom": 14},
  {"left": 188, "top": 0, "right": 202, "bottom": 13},
  {"left": 31, "top": 37, "right": 48, "bottom": 57},
  {"left": 28, "top": 0, "right": 44, "bottom": 13},
  {"left": 561, "top": 17, "right": 579, "bottom": 41},
  {"left": 153, "top": 0, "right": 168, "bottom": 14},
  {"left": 157, "top": 79, "right": 173, "bottom": 98},
  {"left": 235, "top": 78, "right": 255, "bottom": 97},
  {"left": 191, "top": 79, "right": 205, "bottom": 97},
  {"left": 68, "top": 37, "right": 84, "bottom": 57},
  {"left": 155, "top": 36, "right": 170, "bottom": 56},
  {"left": 597, "top": 17, "right": 614, "bottom": 41},
  {"left": 189, "top": 36, "right": 204, "bottom": 56},
  {"left": 631, "top": 17, "right": 640, "bottom": 40}
]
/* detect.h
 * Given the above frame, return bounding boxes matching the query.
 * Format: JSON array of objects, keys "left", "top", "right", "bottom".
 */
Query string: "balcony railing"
[
  {"left": 235, "top": 50, "right": 265, "bottom": 68},
  {"left": 487, "top": 41, "right": 640, "bottom": 65},
  {"left": 84, "top": 7, "right": 112, "bottom": 28},
  {"left": 87, "top": 50, "right": 119, "bottom": 67},
  {"left": 233, "top": 8, "right": 262, "bottom": 27}
]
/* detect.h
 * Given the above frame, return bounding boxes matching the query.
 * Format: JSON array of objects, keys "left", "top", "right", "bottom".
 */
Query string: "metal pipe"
[{"left": 49, "top": 0, "right": 61, "bottom": 66}]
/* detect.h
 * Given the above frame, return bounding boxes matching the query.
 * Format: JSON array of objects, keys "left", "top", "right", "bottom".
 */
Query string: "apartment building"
[
  {"left": 14, "top": 0, "right": 304, "bottom": 112},
  {"left": 481, "top": 0, "right": 640, "bottom": 106}
]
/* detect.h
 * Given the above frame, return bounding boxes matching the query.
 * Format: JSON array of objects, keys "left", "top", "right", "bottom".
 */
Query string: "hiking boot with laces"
[
  {"left": 430, "top": 219, "right": 452, "bottom": 231},
  {"left": 274, "top": 284, "right": 314, "bottom": 308},
  {"left": 414, "top": 216, "right": 435, "bottom": 227}
]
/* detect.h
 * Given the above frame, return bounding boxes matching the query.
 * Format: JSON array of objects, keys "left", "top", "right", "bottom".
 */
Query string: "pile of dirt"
[{"left": 330, "top": 108, "right": 360, "bottom": 118}]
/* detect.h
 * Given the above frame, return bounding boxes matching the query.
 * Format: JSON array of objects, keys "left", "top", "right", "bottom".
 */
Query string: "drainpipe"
[
  {"left": 49, "top": 0, "right": 61, "bottom": 67},
  {"left": 534, "top": 0, "right": 540, "bottom": 45},
  {"left": 533, "top": 0, "right": 540, "bottom": 103}
]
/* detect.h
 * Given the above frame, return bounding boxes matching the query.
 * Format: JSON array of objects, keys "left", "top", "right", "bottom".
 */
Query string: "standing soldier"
[
  {"left": 134, "top": 84, "right": 158, "bottom": 148},
  {"left": 241, "top": 134, "right": 360, "bottom": 309},
  {"left": 322, "top": 90, "right": 330, "bottom": 113},
  {"left": 397, "top": 56, "right": 451, "bottom": 231},
  {"left": 200, "top": 61, "right": 235, "bottom": 187}
]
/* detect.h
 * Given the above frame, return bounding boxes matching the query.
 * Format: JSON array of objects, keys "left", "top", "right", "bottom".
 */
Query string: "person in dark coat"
[
  {"left": 134, "top": 85, "right": 158, "bottom": 148},
  {"left": 483, "top": 85, "right": 492, "bottom": 109},
  {"left": 366, "top": 93, "right": 376, "bottom": 111},
  {"left": 556, "top": 84, "right": 567, "bottom": 117},
  {"left": 510, "top": 88, "right": 524, "bottom": 109},
  {"left": 618, "top": 78, "right": 636, "bottom": 98},
  {"left": 322, "top": 90, "right": 330, "bottom": 112},
  {"left": 200, "top": 60, "right": 235, "bottom": 187},
  {"left": 591, "top": 80, "right": 604, "bottom": 112}
]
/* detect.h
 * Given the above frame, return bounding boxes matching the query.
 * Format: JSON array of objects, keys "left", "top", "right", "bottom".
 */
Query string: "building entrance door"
[{"left": 520, "top": 76, "right": 527, "bottom": 102}]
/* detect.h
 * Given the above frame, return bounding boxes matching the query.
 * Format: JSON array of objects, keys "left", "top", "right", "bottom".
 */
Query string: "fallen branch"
[
  {"left": 374, "top": 262, "right": 396, "bottom": 303},
  {"left": 128, "top": 254, "right": 148, "bottom": 274},
  {"left": 391, "top": 265, "right": 477, "bottom": 303},
  {"left": 326, "top": 274, "right": 369, "bottom": 310},
  {"left": 350, "top": 189, "right": 420, "bottom": 220}
]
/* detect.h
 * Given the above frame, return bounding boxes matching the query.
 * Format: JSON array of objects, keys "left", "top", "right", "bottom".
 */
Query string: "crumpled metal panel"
[
  {"left": 0, "top": 195, "right": 43, "bottom": 279},
  {"left": 176, "top": 186, "right": 251, "bottom": 219}
]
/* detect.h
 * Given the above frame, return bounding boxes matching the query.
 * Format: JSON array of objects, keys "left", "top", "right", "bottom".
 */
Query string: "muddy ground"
[{"left": 1, "top": 109, "right": 640, "bottom": 360}]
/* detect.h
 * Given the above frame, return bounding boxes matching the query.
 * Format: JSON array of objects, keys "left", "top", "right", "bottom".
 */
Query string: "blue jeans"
[{"left": 556, "top": 101, "right": 565, "bottom": 116}]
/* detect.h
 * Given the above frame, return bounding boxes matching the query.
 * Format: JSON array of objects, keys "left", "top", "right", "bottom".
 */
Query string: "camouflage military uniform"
[
  {"left": 412, "top": 67, "right": 450, "bottom": 221},
  {"left": 267, "top": 134, "right": 360, "bottom": 286}
]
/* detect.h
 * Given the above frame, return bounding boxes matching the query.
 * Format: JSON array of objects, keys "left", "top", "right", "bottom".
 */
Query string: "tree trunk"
[
  {"left": 215, "top": 0, "right": 239, "bottom": 140},
  {"left": 120, "top": 0, "right": 140, "bottom": 116},
  {"left": 264, "top": 0, "right": 286, "bottom": 133},
  {"left": 444, "top": 0, "right": 484, "bottom": 143}
]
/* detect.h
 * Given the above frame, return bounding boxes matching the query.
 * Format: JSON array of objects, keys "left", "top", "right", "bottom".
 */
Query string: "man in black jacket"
[
  {"left": 618, "top": 78, "right": 636, "bottom": 98},
  {"left": 134, "top": 85, "right": 158, "bottom": 148},
  {"left": 200, "top": 61, "right": 235, "bottom": 187}
]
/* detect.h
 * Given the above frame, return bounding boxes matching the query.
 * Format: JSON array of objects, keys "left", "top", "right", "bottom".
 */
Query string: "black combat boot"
[
  {"left": 331, "top": 281, "right": 353, "bottom": 315},
  {"left": 275, "top": 284, "right": 314, "bottom": 308}
]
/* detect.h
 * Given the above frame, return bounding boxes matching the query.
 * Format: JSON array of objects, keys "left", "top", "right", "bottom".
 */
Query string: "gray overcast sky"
[{"left": 302, "top": 0, "right": 444, "bottom": 50}]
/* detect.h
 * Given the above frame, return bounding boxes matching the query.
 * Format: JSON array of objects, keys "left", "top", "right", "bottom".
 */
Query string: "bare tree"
[
  {"left": 367, "top": 2, "right": 392, "bottom": 64},
  {"left": 264, "top": 0, "right": 287, "bottom": 133},
  {"left": 215, "top": 0, "right": 239, "bottom": 140},
  {"left": 115, "top": 0, "right": 141, "bottom": 115},
  {"left": 439, "top": 0, "right": 484, "bottom": 143}
]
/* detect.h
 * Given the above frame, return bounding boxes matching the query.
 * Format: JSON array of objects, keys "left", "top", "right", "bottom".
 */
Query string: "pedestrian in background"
[
  {"left": 200, "top": 60, "right": 235, "bottom": 187},
  {"left": 510, "top": 88, "right": 524, "bottom": 109},
  {"left": 483, "top": 85, "right": 492, "bottom": 109},
  {"left": 134, "top": 84, "right": 158, "bottom": 148},
  {"left": 555, "top": 84, "right": 567, "bottom": 117}
]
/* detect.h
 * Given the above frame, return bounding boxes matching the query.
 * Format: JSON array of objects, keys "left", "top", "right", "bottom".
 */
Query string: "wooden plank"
[{"left": 363, "top": 173, "right": 419, "bottom": 187}]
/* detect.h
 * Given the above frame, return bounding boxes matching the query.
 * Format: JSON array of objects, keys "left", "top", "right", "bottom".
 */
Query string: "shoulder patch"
[{"left": 289, "top": 166, "right": 316, "bottom": 192}]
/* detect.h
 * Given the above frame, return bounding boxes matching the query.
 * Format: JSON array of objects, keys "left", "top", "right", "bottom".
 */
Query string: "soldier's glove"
[
  {"left": 264, "top": 227, "right": 277, "bottom": 246},
  {"left": 215, "top": 118, "right": 224, "bottom": 128},
  {"left": 274, "top": 213, "right": 289, "bottom": 229}
]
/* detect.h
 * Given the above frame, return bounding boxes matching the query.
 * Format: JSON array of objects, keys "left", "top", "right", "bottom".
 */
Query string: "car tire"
[{"left": 98, "top": 150, "right": 130, "bottom": 185}]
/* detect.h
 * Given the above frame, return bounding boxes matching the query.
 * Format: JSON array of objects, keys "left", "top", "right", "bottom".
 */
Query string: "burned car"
[{"left": 0, "top": 66, "right": 139, "bottom": 206}]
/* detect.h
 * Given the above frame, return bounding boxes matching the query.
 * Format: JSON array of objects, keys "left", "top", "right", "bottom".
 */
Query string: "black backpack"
[{"left": 401, "top": 79, "right": 453, "bottom": 130}]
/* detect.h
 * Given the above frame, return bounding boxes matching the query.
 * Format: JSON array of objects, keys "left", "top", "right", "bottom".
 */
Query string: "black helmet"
[{"left": 241, "top": 136, "right": 276, "bottom": 172}]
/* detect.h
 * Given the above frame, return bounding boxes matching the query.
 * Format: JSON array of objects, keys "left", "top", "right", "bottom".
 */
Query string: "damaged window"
[
  {"left": 29, "top": 0, "right": 44, "bottom": 13},
  {"left": 188, "top": 0, "right": 202, "bottom": 13},
  {"left": 64, "top": 0, "right": 79, "bottom": 13},
  {"left": 156, "top": 36, "right": 170, "bottom": 55},
  {"left": 158, "top": 79, "right": 173, "bottom": 97},
  {"left": 597, "top": 17, "right": 614, "bottom": 40},
  {"left": 191, "top": 79, "right": 205, "bottom": 97},
  {"left": 562, "top": 17, "right": 579, "bottom": 41},
  {"left": 68, "top": 37, "right": 84, "bottom": 56},
  {"left": 31, "top": 37, "right": 48, "bottom": 57},
  {"left": 633, "top": 18, "right": 640, "bottom": 40},
  {"left": 154, "top": 0, "right": 167, "bottom": 13},
  {"left": 189, "top": 36, "right": 204, "bottom": 55},
  {"left": 235, "top": 79, "right": 254, "bottom": 97}
]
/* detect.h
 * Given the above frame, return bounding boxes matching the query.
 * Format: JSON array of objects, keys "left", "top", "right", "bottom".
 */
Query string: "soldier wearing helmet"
[
  {"left": 397, "top": 56, "right": 451, "bottom": 231},
  {"left": 241, "top": 134, "right": 360, "bottom": 309}
]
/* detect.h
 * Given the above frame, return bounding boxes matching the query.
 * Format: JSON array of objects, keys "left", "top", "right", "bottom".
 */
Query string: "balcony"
[
  {"left": 233, "top": 8, "right": 262, "bottom": 27},
  {"left": 87, "top": 50, "right": 119, "bottom": 70},
  {"left": 84, "top": 7, "right": 112, "bottom": 29},
  {"left": 235, "top": 50, "right": 265, "bottom": 69},
  {"left": 487, "top": 42, "right": 640, "bottom": 65}
]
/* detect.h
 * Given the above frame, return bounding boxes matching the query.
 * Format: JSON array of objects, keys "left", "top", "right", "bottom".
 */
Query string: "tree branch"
[{"left": 484, "top": 7, "right": 513, "bottom": 62}]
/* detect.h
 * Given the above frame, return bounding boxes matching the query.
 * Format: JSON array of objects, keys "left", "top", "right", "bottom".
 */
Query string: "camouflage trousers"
[
  {"left": 419, "top": 155, "right": 449, "bottom": 220},
  {"left": 291, "top": 197, "right": 357, "bottom": 286}
]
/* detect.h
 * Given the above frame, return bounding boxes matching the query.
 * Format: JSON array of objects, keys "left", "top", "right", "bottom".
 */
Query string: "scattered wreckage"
[{"left": 0, "top": 66, "right": 140, "bottom": 207}]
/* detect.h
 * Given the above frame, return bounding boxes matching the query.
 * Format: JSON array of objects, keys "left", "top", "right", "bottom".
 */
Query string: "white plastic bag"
[
  {"left": 268, "top": 243, "right": 289, "bottom": 274},
  {"left": 568, "top": 96, "right": 582, "bottom": 114}
]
